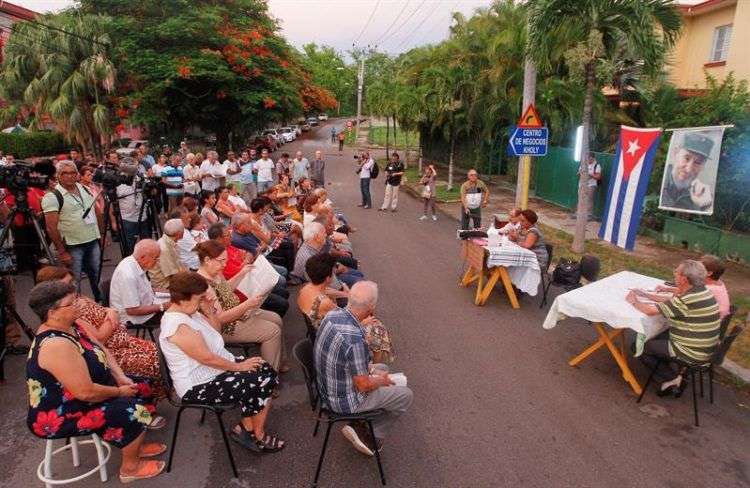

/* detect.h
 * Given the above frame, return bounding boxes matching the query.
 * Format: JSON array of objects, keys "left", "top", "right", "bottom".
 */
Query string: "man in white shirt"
[
  {"left": 291, "top": 150, "right": 310, "bottom": 185},
  {"left": 357, "top": 151, "right": 375, "bottom": 209},
  {"left": 255, "top": 148, "right": 275, "bottom": 194},
  {"left": 585, "top": 154, "right": 601, "bottom": 220},
  {"left": 199, "top": 150, "right": 226, "bottom": 192},
  {"left": 110, "top": 239, "right": 169, "bottom": 326},
  {"left": 115, "top": 160, "right": 147, "bottom": 254},
  {"left": 223, "top": 151, "right": 242, "bottom": 192}
]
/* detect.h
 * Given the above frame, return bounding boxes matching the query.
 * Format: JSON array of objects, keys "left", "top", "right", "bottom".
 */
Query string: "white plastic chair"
[{"left": 36, "top": 434, "right": 111, "bottom": 488}]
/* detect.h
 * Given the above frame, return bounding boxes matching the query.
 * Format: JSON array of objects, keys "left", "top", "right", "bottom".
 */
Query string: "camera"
[
  {"left": 0, "top": 163, "right": 50, "bottom": 192},
  {"left": 93, "top": 164, "right": 135, "bottom": 189},
  {"left": 137, "top": 176, "right": 161, "bottom": 196}
]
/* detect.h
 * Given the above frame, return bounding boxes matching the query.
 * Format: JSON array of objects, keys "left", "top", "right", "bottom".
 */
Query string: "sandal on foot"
[
  {"left": 252, "top": 432, "right": 286, "bottom": 453},
  {"left": 230, "top": 425, "right": 286, "bottom": 453},
  {"left": 119, "top": 460, "right": 165, "bottom": 483},
  {"left": 139, "top": 442, "right": 167, "bottom": 458},
  {"left": 278, "top": 364, "right": 291, "bottom": 374},
  {"left": 147, "top": 415, "right": 167, "bottom": 430}
]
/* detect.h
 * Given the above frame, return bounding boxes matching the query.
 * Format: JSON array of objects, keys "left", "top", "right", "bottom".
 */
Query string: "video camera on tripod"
[{"left": 0, "top": 161, "right": 56, "bottom": 274}]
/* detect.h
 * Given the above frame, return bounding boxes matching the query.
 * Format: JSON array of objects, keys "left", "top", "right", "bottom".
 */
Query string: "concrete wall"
[{"left": 668, "top": 1, "right": 750, "bottom": 89}]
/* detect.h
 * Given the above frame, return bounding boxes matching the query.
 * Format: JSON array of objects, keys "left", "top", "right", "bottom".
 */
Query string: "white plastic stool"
[{"left": 37, "top": 434, "right": 112, "bottom": 488}]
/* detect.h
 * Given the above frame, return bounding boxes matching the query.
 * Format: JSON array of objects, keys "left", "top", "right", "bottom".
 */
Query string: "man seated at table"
[
  {"left": 314, "top": 281, "right": 413, "bottom": 456},
  {"left": 626, "top": 260, "right": 721, "bottom": 397},
  {"left": 110, "top": 239, "right": 170, "bottom": 327}
]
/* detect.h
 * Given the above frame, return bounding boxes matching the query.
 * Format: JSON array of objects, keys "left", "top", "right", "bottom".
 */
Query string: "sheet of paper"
[{"left": 236, "top": 254, "right": 280, "bottom": 299}]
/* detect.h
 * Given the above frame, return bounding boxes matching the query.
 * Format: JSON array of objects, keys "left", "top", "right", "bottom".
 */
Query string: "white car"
[
  {"left": 318, "top": 114, "right": 328, "bottom": 121},
  {"left": 278, "top": 127, "right": 296, "bottom": 142},
  {"left": 263, "top": 129, "right": 284, "bottom": 145},
  {"left": 115, "top": 139, "right": 149, "bottom": 157}
]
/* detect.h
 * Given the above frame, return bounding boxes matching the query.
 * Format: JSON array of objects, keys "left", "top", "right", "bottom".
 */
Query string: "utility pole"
[
  {"left": 515, "top": 58, "right": 536, "bottom": 210},
  {"left": 355, "top": 55, "right": 365, "bottom": 144}
]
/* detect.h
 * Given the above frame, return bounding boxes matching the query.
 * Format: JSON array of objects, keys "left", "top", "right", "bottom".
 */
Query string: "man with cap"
[{"left": 661, "top": 132, "right": 714, "bottom": 212}]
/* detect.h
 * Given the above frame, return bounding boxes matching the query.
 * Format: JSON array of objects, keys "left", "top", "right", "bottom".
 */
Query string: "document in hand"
[
  {"left": 388, "top": 373, "right": 407, "bottom": 387},
  {"left": 236, "top": 254, "right": 280, "bottom": 299}
]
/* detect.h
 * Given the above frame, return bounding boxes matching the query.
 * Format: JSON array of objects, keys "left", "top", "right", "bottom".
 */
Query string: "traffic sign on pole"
[
  {"left": 518, "top": 104, "right": 543, "bottom": 128},
  {"left": 509, "top": 126, "right": 548, "bottom": 156}
]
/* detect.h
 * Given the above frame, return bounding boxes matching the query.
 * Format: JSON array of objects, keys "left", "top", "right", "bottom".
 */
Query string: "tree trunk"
[
  {"left": 447, "top": 117, "right": 455, "bottom": 191},
  {"left": 572, "top": 63, "right": 596, "bottom": 254},
  {"left": 215, "top": 127, "right": 230, "bottom": 156},
  {"left": 392, "top": 115, "right": 398, "bottom": 151},
  {"left": 386, "top": 116, "right": 390, "bottom": 159}
]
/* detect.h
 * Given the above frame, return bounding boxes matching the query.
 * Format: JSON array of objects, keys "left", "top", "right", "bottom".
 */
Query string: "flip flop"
[
  {"left": 147, "top": 415, "right": 167, "bottom": 430},
  {"left": 139, "top": 442, "right": 167, "bottom": 458},
  {"left": 119, "top": 460, "right": 165, "bottom": 484}
]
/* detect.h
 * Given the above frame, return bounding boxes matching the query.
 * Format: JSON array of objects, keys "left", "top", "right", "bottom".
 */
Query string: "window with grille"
[{"left": 710, "top": 24, "right": 732, "bottom": 62}]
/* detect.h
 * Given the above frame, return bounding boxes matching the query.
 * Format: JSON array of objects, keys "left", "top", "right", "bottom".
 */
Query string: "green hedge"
[{"left": 0, "top": 132, "right": 68, "bottom": 159}]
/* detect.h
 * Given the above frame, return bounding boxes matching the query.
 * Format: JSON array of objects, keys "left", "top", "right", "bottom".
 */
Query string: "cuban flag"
[{"left": 599, "top": 126, "right": 662, "bottom": 250}]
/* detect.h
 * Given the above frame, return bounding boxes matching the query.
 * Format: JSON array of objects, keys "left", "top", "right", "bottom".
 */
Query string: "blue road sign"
[{"left": 509, "top": 126, "right": 548, "bottom": 156}]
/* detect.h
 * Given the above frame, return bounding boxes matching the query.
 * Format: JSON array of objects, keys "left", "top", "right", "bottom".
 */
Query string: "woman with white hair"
[
  {"left": 148, "top": 219, "right": 187, "bottom": 290},
  {"left": 627, "top": 260, "right": 721, "bottom": 396},
  {"left": 182, "top": 153, "right": 201, "bottom": 196}
]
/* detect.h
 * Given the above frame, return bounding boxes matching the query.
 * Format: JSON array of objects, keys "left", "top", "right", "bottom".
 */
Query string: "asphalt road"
[{"left": 1, "top": 121, "right": 748, "bottom": 488}]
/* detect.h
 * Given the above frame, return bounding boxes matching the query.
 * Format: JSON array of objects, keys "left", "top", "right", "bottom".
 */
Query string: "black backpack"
[
  {"left": 370, "top": 162, "right": 380, "bottom": 179},
  {"left": 552, "top": 259, "right": 582, "bottom": 291}
]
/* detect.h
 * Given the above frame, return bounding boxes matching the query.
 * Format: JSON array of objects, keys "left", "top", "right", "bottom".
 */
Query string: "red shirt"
[
  {"left": 1, "top": 187, "right": 45, "bottom": 226},
  {"left": 223, "top": 244, "right": 248, "bottom": 301}
]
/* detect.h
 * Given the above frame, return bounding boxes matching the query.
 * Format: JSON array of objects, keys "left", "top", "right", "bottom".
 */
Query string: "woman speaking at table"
[{"left": 508, "top": 209, "right": 549, "bottom": 270}]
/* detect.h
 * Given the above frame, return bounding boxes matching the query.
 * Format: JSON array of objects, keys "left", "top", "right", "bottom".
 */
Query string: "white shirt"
[
  {"left": 152, "top": 164, "right": 168, "bottom": 177},
  {"left": 199, "top": 160, "right": 226, "bottom": 191},
  {"left": 116, "top": 181, "right": 143, "bottom": 222},
  {"left": 177, "top": 228, "right": 200, "bottom": 270},
  {"left": 587, "top": 161, "right": 601, "bottom": 188},
  {"left": 223, "top": 159, "right": 242, "bottom": 184},
  {"left": 182, "top": 164, "right": 201, "bottom": 195},
  {"left": 110, "top": 255, "right": 156, "bottom": 324},
  {"left": 228, "top": 194, "right": 248, "bottom": 210},
  {"left": 159, "top": 311, "right": 235, "bottom": 397},
  {"left": 360, "top": 158, "right": 374, "bottom": 178},
  {"left": 255, "top": 158, "right": 275, "bottom": 183}
]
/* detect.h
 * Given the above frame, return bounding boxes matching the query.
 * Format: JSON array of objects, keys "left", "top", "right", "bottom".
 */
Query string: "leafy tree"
[
  {"left": 300, "top": 43, "right": 356, "bottom": 116},
  {"left": 528, "top": 0, "right": 682, "bottom": 253},
  {"left": 0, "top": 13, "right": 116, "bottom": 156}
]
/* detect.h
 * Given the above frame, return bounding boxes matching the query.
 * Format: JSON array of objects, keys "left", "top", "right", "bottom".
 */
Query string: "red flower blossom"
[
  {"left": 177, "top": 65, "right": 192, "bottom": 78},
  {"left": 250, "top": 30, "right": 262, "bottom": 41},
  {"left": 103, "top": 427, "right": 124, "bottom": 442},
  {"left": 76, "top": 408, "right": 106, "bottom": 431},
  {"left": 62, "top": 387, "right": 76, "bottom": 402},
  {"left": 280, "top": 60, "right": 289, "bottom": 69},
  {"left": 263, "top": 97, "right": 276, "bottom": 109},
  {"left": 115, "top": 123, "right": 126, "bottom": 134},
  {"left": 116, "top": 108, "right": 129, "bottom": 118},
  {"left": 33, "top": 410, "right": 65, "bottom": 437},
  {"left": 77, "top": 334, "right": 94, "bottom": 351},
  {"left": 135, "top": 382, "right": 152, "bottom": 398}
]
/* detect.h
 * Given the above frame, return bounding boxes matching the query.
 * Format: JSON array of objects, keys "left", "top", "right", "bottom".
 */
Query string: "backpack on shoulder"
[{"left": 370, "top": 162, "right": 380, "bottom": 179}]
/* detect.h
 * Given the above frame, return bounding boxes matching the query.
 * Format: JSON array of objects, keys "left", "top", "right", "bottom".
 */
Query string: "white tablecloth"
[
  {"left": 485, "top": 243, "right": 541, "bottom": 296},
  {"left": 542, "top": 270, "right": 668, "bottom": 339}
]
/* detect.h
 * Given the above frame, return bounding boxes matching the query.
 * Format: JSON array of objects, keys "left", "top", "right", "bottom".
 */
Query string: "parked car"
[
  {"left": 306, "top": 117, "right": 319, "bottom": 126},
  {"left": 318, "top": 114, "right": 328, "bottom": 121},
  {"left": 289, "top": 125, "right": 302, "bottom": 136},
  {"left": 263, "top": 129, "right": 284, "bottom": 148},
  {"left": 278, "top": 127, "right": 296, "bottom": 142},
  {"left": 249, "top": 134, "right": 276, "bottom": 153},
  {"left": 300, "top": 123, "right": 311, "bottom": 132},
  {"left": 115, "top": 139, "right": 149, "bottom": 157}
]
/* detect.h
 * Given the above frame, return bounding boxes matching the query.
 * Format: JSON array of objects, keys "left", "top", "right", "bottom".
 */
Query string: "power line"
[
  {"left": 380, "top": 0, "right": 428, "bottom": 48},
  {"left": 391, "top": 0, "right": 442, "bottom": 52},
  {"left": 353, "top": 0, "right": 382, "bottom": 47},
  {"left": 20, "top": 17, "right": 109, "bottom": 48},
  {"left": 409, "top": 0, "right": 461, "bottom": 50},
  {"left": 373, "top": 0, "right": 410, "bottom": 48}
]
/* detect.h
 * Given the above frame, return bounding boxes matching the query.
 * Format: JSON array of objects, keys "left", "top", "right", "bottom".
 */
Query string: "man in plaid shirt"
[{"left": 313, "top": 281, "right": 413, "bottom": 456}]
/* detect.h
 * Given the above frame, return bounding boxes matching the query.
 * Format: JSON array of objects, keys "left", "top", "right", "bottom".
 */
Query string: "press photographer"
[{"left": 41, "top": 161, "right": 104, "bottom": 302}]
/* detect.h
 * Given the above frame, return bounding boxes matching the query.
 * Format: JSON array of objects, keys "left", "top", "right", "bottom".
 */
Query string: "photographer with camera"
[
  {"left": 113, "top": 161, "right": 147, "bottom": 254},
  {"left": 42, "top": 161, "right": 104, "bottom": 302}
]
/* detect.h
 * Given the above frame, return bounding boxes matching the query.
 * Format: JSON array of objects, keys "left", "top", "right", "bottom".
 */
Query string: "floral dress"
[
  {"left": 76, "top": 298, "right": 163, "bottom": 394},
  {"left": 26, "top": 327, "right": 156, "bottom": 448}
]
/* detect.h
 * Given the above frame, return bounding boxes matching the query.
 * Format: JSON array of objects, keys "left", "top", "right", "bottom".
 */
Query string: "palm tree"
[
  {"left": 0, "top": 14, "right": 116, "bottom": 156},
  {"left": 527, "top": 0, "right": 681, "bottom": 253}
]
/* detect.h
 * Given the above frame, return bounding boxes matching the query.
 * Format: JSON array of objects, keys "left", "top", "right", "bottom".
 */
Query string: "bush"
[{"left": 0, "top": 131, "right": 68, "bottom": 159}]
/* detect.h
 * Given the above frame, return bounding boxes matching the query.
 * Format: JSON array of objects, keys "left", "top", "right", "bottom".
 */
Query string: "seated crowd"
[{"left": 23, "top": 145, "right": 413, "bottom": 482}]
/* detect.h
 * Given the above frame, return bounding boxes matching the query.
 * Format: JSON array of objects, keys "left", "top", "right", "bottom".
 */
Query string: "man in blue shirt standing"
[
  {"left": 239, "top": 148, "right": 257, "bottom": 206},
  {"left": 313, "top": 281, "right": 413, "bottom": 456}
]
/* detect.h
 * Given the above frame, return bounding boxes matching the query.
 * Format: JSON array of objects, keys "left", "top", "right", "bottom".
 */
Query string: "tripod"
[
  {"left": 0, "top": 190, "right": 57, "bottom": 268},
  {"left": 0, "top": 287, "right": 36, "bottom": 382},
  {"left": 137, "top": 185, "right": 163, "bottom": 241}
]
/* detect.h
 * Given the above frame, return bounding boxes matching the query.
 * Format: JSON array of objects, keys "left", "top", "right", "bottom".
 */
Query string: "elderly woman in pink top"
[{"left": 701, "top": 255, "right": 731, "bottom": 319}]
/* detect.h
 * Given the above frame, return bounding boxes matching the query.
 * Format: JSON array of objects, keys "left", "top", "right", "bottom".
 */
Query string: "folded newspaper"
[{"left": 236, "top": 254, "right": 280, "bottom": 298}]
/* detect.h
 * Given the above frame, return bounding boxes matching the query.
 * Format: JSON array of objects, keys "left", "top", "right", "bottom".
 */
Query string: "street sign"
[
  {"left": 518, "top": 104, "right": 543, "bottom": 128},
  {"left": 509, "top": 126, "right": 548, "bottom": 156}
]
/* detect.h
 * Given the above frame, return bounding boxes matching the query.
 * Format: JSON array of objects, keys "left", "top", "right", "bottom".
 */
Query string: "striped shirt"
[
  {"left": 292, "top": 242, "right": 321, "bottom": 281},
  {"left": 656, "top": 286, "right": 721, "bottom": 364},
  {"left": 313, "top": 308, "right": 370, "bottom": 413}
]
